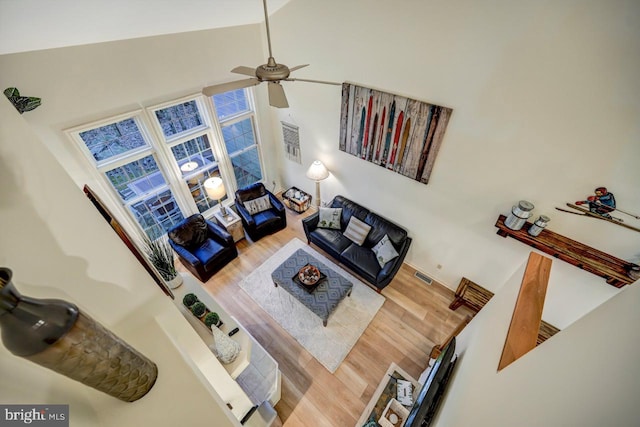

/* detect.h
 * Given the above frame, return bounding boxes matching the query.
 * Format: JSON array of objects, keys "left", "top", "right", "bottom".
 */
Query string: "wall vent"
[{"left": 414, "top": 271, "right": 433, "bottom": 285}]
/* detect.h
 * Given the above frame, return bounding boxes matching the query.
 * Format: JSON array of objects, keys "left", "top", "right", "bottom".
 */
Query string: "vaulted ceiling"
[{"left": 0, "top": 0, "right": 291, "bottom": 55}]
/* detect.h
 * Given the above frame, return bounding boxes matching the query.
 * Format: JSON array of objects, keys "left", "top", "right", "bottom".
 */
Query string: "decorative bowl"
[{"left": 298, "top": 265, "right": 321, "bottom": 286}]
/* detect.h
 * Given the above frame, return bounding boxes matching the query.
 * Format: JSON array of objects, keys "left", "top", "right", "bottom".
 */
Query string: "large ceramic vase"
[{"left": 0, "top": 267, "right": 158, "bottom": 402}]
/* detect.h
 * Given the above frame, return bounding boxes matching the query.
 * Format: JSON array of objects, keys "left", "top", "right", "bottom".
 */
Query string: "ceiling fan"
[{"left": 202, "top": 0, "right": 340, "bottom": 108}]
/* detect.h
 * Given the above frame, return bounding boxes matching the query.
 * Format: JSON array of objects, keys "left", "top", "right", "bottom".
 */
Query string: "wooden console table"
[{"left": 495, "top": 215, "right": 637, "bottom": 288}]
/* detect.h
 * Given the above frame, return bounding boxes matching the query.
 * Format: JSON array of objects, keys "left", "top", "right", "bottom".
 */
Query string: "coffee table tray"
[{"left": 292, "top": 264, "right": 327, "bottom": 293}]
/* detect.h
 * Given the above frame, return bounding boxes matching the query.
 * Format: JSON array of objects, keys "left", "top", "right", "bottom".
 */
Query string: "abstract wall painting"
[
  {"left": 281, "top": 121, "right": 302, "bottom": 164},
  {"left": 339, "top": 83, "right": 453, "bottom": 185}
]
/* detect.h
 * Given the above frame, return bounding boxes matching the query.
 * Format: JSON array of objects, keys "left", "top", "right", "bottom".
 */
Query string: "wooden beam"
[{"left": 498, "top": 252, "right": 552, "bottom": 371}]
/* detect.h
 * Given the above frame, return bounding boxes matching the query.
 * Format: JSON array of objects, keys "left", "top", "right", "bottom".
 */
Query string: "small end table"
[{"left": 212, "top": 208, "right": 245, "bottom": 242}]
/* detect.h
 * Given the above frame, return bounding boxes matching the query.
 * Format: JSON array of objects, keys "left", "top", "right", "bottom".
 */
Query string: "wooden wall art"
[{"left": 339, "top": 83, "right": 453, "bottom": 184}]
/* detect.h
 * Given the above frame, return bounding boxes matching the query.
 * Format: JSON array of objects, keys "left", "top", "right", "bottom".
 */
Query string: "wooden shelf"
[{"left": 495, "top": 215, "right": 636, "bottom": 288}]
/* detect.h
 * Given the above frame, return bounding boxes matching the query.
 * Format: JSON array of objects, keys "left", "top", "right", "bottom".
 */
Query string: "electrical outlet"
[{"left": 437, "top": 264, "right": 442, "bottom": 269}]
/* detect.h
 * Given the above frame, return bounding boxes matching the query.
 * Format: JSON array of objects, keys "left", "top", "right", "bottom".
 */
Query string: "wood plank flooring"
[{"left": 179, "top": 208, "right": 473, "bottom": 427}]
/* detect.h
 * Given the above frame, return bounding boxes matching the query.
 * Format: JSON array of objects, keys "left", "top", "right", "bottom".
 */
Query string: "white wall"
[
  {"left": 0, "top": 98, "right": 238, "bottom": 426},
  {"left": 433, "top": 257, "right": 640, "bottom": 426},
  {"left": 268, "top": 0, "right": 640, "bottom": 327}
]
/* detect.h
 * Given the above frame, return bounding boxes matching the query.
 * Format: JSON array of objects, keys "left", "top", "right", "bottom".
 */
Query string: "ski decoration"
[
  {"left": 556, "top": 187, "right": 640, "bottom": 233},
  {"left": 339, "top": 83, "right": 453, "bottom": 185}
]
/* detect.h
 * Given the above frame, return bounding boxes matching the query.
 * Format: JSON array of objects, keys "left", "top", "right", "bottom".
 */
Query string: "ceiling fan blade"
[
  {"left": 284, "top": 78, "right": 342, "bottom": 86},
  {"left": 289, "top": 64, "right": 310, "bottom": 73},
  {"left": 231, "top": 66, "right": 258, "bottom": 77},
  {"left": 267, "top": 82, "right": 289, "bottom": 108},
  {"left": 202, "top": 78, "right": 260, "bottom": 96}
]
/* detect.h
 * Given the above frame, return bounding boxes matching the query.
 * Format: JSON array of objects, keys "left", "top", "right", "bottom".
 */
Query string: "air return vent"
[{"left": 414, "top": 271, "right": 433, "bottom": 285}]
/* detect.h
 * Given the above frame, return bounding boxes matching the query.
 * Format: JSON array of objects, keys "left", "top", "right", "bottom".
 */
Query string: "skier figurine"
[{"left": 575, "top": 187, "right": 616, "bottom": 219}]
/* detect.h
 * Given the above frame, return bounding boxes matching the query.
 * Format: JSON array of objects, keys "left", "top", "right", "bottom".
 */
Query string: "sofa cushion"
[
  {"left": 252, "top": 209, "right": 282, "bottom": 229},
  {"left": 372, "top": 234, "right": 400, "bottom": 268},
  {"left": 364, "top": 212, "right": 408, "bottom": 248},
  {"left": 341, "top": 244, "right": 380, "bottom": 282},
  {"left": 318, "top": 207, "right": 342, "bottom": 229},
  {"left": 193, "top": 238, "right": 226, "bottom": 269},
  {"left": 244, "top": 194, "right": 272, "bottom": 215},
  {"left": 168, "top": 214, "right": 208, "bottom": 250},
  {"left": 343, "top": 216, "right": 371, "bottom": 246},
  {"left": 331, "top": 196, "right": 369, "bottom": 230},
  {"left": 311, "top": 228, "right": 353, "bottom": 254}
]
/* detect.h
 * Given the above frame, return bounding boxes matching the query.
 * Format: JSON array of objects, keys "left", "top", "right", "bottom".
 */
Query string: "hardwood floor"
[{"left": 181, "top": 208, "right": 473, "bottom": 427}]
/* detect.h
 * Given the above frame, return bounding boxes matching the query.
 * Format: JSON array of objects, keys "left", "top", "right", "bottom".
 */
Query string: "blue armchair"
[
  {"left": 235, "top": 183, "right": 287, "bottom": 242},
  {"left": 168, "top": 214, "right": 237, "bottom": 282}
]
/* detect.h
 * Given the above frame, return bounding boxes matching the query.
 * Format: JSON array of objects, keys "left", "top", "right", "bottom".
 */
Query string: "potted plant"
[
  {"left": 190, "top": 302, "right": 207, "bottom": 319},
  {"left": 182, "top": 293, "right": 198, "bottom": 308},
  {"left": 204, "top": 311, "right": 220, "bottom": 329},
  {"left": 143, "top": 236, "right": 182, "bottom": 289}
]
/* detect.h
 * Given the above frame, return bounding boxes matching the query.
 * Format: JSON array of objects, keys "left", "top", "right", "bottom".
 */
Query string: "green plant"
[
  {"left": 182, "top": 293, "right": 198, "bottom": 308},
  {"left": 190, "top": 302, "right": 207, "bottom": 318},
  {"left": 204, "top": 312, "right": 220, "bottom": 328},
  {"left": 143, "top": 236, "right": 177, "bottom": 281},
  {"left": 4, "top": 87, "right": 41, "bottom": 114}
]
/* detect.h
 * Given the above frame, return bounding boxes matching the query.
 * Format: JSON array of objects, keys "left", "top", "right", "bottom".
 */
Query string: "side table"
[{"left": 212, "top": 208, "right": 245, "bottom": 242}]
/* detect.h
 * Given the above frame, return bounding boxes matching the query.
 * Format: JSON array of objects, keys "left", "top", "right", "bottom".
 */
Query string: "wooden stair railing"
[
  {"left": 430, "top": 315, "right": 472, "bottom": 359},
  {"left": 498, "top": 252, "right": 552, "bottom": 371}
]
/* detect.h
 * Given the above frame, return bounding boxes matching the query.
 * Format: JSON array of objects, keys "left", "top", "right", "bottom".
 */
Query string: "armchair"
[
  {"left": 168, "top": 214, "right": 238, "bottom": 282},
  {"left": 235, "top": 182, "right": 287, "bottom": 242}
]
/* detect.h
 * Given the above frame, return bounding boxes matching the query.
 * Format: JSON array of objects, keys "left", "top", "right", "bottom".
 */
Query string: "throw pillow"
[
  {"left": 372, "top": 234, "right": 400, "bottom": 268},
  {"left": 343, "top": 216, "right": 372, "bottom": 246},
  {"left": 318, "top": 207, "right": 342, "bottom": 229},
  {"left": 168, "top": 214, "right": 208, "bottom": 249},
  {"left": 244, "top": 194, "right": 272, "bottom": 215}
]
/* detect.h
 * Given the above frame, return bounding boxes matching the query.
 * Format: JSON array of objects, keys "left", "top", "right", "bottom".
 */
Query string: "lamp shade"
[
  {"left": 180, "top": 161, "right": 198, "bottom": 173},
  {"left": 306, "top": 160, "right": 329, "bottom": 181},
  {"left": 204, "top": 177, "right": 226, "bottom": 200}
]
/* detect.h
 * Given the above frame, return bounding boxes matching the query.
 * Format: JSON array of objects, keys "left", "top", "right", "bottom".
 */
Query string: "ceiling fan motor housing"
[{"left": 256, "top": 57, "right": 290, "bottom": 81}]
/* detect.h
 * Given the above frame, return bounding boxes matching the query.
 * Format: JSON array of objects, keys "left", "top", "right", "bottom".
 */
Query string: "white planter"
[{"left": 166, "top": 274, "right": 183, "bottom": 289}]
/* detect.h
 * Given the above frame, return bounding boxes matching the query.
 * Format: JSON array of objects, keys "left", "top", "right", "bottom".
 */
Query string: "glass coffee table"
[{"left": 271, "top": 248, "right": 353, "bottom": 326}]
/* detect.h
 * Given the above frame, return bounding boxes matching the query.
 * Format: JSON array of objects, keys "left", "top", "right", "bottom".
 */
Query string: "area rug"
[{"left": 238, "top": 238, "right": 385, "bottom": 373}]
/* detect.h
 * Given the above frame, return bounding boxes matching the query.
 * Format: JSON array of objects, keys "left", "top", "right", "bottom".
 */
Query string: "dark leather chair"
[
  {"left": 168, "top": 214, "right": 237, "bottom": 282},
  {"left": 235, "top": 182, "right": 287, "bottom": 242}
]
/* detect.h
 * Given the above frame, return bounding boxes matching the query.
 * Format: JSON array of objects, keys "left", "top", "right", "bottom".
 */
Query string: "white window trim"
[
  {"left": 66, "top": 89, "right": 268, "bottom": 241},
  {"left": 65, "top": 110, "right": 182, "bottom": 241},
  {"left": 204, "top": 89, "right": 267, "bottom": 193}
]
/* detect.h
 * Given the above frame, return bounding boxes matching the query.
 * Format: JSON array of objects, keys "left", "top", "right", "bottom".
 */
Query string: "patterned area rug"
[{"left": 239, "top": 238, "right": 385, "bottom": 373}]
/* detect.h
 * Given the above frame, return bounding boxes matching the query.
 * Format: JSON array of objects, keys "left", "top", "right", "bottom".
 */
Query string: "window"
[
  {"left": 150, "top": 98, "right": 226, "bottom": 215},
  {"left": 75, "top": 115, "right": 184, "bottom": 240},
  {"left": 212, "top": 90, "right": 263, "bottom": 189},
  {"left": 68, "top": 89, "right": 265, "bottom": 240}
]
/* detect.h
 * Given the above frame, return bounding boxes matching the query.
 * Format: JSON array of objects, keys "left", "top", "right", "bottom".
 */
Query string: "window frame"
[
  {"left": 66, "top": 89, "right": 267, "bottom": 241},
  {"left": 207, "top": 88, "right": 266, "bottom": 192},
  {"left": 146, "top": 94, "right": 235, "bottom": 217},
  {"left": 67, "top": 110, "right": 187, "bottom": 240}
]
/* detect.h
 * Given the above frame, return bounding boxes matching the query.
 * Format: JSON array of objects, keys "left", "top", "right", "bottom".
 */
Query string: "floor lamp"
[{"left": 306, "top": 160, "right": 329, "bottom": 207}]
